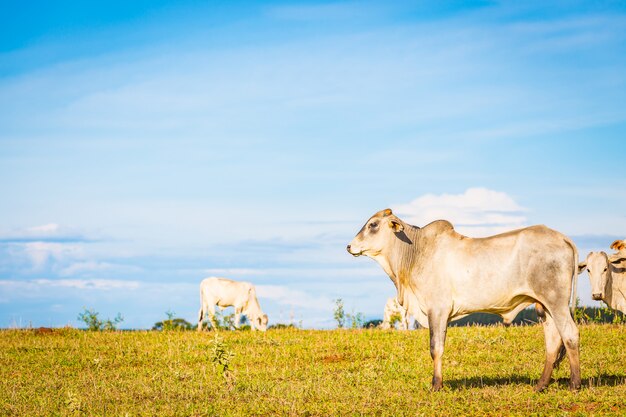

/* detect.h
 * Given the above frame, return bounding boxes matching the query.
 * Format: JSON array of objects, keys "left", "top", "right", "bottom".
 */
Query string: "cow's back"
[
  {"left": 419, "top": 224, "right": 576, "bottom": 313},
  {"left": 200, "top": 277, "right": 250, "bottom": 307}
]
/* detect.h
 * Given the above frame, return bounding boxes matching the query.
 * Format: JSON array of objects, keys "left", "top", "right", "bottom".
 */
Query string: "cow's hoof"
[
  {"left": 534, "top": 382, "right": 548, "bottom": 393},
  {"left": 569, "top": 381, "right": 581, "bottom": 391},
  {"left": 431, "top": 378, "right": 443, "bottom": 391}
]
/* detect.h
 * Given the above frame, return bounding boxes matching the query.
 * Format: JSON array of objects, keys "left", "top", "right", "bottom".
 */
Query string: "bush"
[
  {"left": 77, "top": 308, "right": 123, "bottom": 331},
  {"left": 268, "top": 323, "right": 299, "bottom": 330},
  {"left": 363, "top": 319, "right": 382, "bottom": 328},
  {"left": 153, "top": 311, "right": 194, "bottom": 331}
]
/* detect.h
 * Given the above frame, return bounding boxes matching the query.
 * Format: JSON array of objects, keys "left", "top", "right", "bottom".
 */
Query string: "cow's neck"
[
  {"left": 245, "top": 297, "right": 262, "bottom": 319},
  {"left": 380, "top": 224, "right": 424, "bottom": 286}
]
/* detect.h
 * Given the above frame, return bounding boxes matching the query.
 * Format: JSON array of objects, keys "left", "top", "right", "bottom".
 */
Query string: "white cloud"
[
  {"left": 393, "top": 187, "right": 527, "bottom": 237},
  {"left": 200, "top": 268, "right": 268, "bottom": 277},
  {"left": 58, "top": 261, "right": 142, "bottom": 277},
  {"left": 256, "top": 285, "right": 334, "bottom": 310},
  {"left": 22, "top": 242, "right": 84, "bottom": 270},
  {"left": 26, "top": 223, "right": 60, "bottom": 234},
  {"left": 32, "top": 279, "right": 140, "bottom": 290},
  {"left": 0, "top": 278, "right": 141, "bottom": 292}
]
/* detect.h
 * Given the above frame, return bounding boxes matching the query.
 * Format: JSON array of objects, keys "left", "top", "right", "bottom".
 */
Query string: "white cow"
[
  {"left": 578, "top": 251, "right": 626, "bottom": 314},
  {"left": 197, "top": 277, "right": 268, "bottom": 331},
  {"left": 347, "top": 208, "right": 580, "bottom": 391},
  {"left": 381, "top": 297, "right": 410, "bottom": 330}
]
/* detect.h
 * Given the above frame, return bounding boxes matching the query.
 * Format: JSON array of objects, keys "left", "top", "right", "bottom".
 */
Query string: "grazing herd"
[{"left": 197, "top": 208, "right": 625, "bottom": 392}]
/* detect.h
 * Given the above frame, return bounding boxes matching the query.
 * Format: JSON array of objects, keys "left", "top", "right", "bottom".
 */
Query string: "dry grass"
[{"left": 1, "top": 324, "right": 625, "bottom": 416}]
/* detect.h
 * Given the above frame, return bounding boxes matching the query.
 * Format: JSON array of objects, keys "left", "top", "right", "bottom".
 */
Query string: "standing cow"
[
  {"left": 578, "top": 251, "right": 626, "bottom": 314},
  {"left": 347, "top": 208, "right": 580, "bottom": 391},
  {"left": 381, "top": 297, "right": 410, "bottom": 330},
  {"left": 198, "top": 277, "right": 269, "bottom": 331}
]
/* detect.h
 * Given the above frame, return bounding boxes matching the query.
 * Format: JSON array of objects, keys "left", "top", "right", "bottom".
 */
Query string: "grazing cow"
[
  {"left": 197, "top": 277, "right": 269, "bottom": 331},
  {"left": 578, "top": 251, "right": 626, "bottom": 314},
  {"left": 381, "top": 297, "right": 410, "bottom": 330},
  {"left": 347, "top": 209, "right": 580, "bottom": 391}
]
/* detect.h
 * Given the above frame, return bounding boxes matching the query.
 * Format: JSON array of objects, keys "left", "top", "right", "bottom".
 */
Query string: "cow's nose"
[
  {"left": 592, "top": 293, "right": 603, "bottom": 300},
  {"left": 346, "top": 245, "right": 351, "bottom": 252}
]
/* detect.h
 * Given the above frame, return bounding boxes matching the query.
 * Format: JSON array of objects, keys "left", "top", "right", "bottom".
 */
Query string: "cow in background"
[
  {"left": 579, "top": 251, "right": 626, "bottom": 314},
  {"left": 381, "top": 297, "right": 410, "bottom": 330},
  {"left": 198, "top": 277, "right": 268, "bottom": 331}
]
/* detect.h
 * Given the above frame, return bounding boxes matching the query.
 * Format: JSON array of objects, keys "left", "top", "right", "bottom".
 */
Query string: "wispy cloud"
[
  {"left": 0, "top": 223, "right": 94, "bottom": 244},
  {"left": 256, "top": 285, "right": 333, "bottom": 311},
  {"left": 265, "top": 2, "right": 375, "bottom": 21},
  {"left": 394, "top": 187, "right": 527, "bottom": 236},
  {"left": 0, "top": 278, "right": 140, "bottom": 292}
]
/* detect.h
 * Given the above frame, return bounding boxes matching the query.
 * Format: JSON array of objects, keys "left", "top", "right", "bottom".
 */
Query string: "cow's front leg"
[
  {"left": 234, "top": 308, "right": 242, "bottom": 330},
  {"left": 428, "top": 312, "right": 448, "bottom": 391}
]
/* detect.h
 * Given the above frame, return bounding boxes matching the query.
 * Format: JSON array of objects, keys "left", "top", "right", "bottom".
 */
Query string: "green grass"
[{"left": 1, "top": 325, "right": 625, "bottom": 416}]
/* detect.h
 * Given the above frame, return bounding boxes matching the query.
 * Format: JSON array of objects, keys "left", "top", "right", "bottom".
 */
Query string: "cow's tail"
[{"left": 564, "top": 237, "right": 579, "bottom": 318}]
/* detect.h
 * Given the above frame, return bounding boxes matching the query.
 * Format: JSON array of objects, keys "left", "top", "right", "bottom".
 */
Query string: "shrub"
[
  {"left": 268, "top": 323, "right": 299, "bottom": 330},
  {"left": 333, "top": 299, "right": 346, "bottom": 328},
  {"left": 77, "top": 308, "right": 123, "bottom": 331},
  {"left": 152, "top": 311, "right": 194, "bottom": 331}
]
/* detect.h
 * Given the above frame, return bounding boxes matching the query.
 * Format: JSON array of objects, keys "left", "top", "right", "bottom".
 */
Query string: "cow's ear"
[
  {"left": 610, "top": 239, "right": 625, "bottom": 251},
  {"left": 389, "top": 219, "right": 404, "bottom": 233},
  {"left": 609, "top": 254, "right": 626, "bottom": 265},
  {"left": 577, "top": 261, "right": 587, "bottom": 274}
]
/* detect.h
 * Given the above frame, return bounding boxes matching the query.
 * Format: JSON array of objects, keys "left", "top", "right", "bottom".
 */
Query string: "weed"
[{"left": 333, "top": 298, "right": 346, "bottom": 328}]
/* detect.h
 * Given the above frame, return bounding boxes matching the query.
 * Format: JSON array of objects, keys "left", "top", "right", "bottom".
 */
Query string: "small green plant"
[
  {"left": 347, "top": 310, "right": 365, "bottom": 329},
  {"left": 333, "top": 298, "right": 346, "bottom": 328},
  {"left": 573, "top": 297, "right": 588, "bottom": 323},
  {"left": 389, "top": 312, "right": 403, "bottom": 329},
  {"left": 77, "top": 307, "right": 123, "bottom": 331},
  {"left": 210, "top": 333, "right": 235, "bottom": 386}
]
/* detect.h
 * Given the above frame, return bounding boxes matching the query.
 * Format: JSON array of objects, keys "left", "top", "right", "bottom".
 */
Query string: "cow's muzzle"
[
  {"left": 346, "top": 245, "right": 362, "bottom": 257},
  {"left": 592, "top": 293, "right": 603, "bottom": 301}
]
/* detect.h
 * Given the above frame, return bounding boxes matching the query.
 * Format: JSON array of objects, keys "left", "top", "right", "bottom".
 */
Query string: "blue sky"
[{"left": 1, "top": 1, "right": 625, "bottom": 328}]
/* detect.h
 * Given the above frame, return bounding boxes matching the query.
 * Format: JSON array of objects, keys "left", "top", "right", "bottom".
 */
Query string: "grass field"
[{"left": 1, "top": 324, "right": 625, "bottom": 416}]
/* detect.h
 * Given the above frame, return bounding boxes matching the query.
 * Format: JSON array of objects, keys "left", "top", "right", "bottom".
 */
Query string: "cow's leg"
[
  {"left": 536, "top": 311, "right": 563, "bottom": 391},
  {"left": 197, "top": 307, "right": 204, "bottom": 332},
  {"left": 428, "top": 312, "right": 448, "bottom": 391},
  {"left": 550, "top": 306, "right": 581, "bottom": 390},
  {"left": 234, "top": 308, "right": 242, "bottom": 330},
  {"left": 207, "top": 305, "right": 218, "bottom": 330}
]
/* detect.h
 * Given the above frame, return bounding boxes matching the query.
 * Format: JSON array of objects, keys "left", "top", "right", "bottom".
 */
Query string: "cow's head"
[
  {"left": 253, "top": 313, "right": 269, "bottom": 331},
  {"left": 578, "top": 251, "right": 624, "bottom": 300},
  {"left": 347, "top": 208, "right": 405, "bottom": 258}
]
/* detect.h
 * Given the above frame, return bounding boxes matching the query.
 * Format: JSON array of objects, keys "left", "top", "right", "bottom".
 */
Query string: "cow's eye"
[
  {"left": 369, "top": 222, "right": 378, "bottom": 229},
  {"left": 603, "top": 267, "right": 607, "bottom": 272},
  {"left": 587, "top": 269, "right": 590, "bottom": 273}
]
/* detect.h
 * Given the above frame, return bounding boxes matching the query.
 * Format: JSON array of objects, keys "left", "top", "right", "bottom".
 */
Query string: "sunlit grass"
[{"left": 1, "top": 324, "right": 624, "bottom": 416}]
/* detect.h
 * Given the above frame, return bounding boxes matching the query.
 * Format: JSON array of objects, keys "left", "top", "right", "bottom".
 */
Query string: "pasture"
[{"left": 1, "top": 324, "right": 624, "bottom": 416}]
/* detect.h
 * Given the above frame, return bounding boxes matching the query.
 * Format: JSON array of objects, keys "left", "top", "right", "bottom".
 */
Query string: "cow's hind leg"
[
  {"left": 551, "top": 306, "right": 581, "bottom": 390},
  {"left": 207, "top": 305, "right": 218, "bottom": 330},
  {"left": 536, "top": 312, "right": 564, "bottom": 391},
  {"left": 428, "top": 312, "right": 448, "bottom": 391}
]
